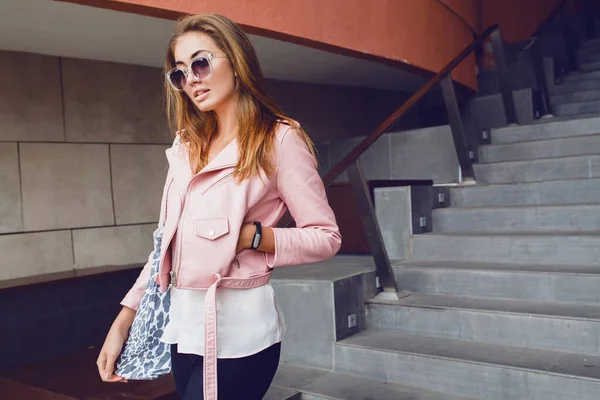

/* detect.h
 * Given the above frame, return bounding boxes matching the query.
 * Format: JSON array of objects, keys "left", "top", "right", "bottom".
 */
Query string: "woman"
[{"left": 96, "top": 13, "right": 341, "bottom": 400}]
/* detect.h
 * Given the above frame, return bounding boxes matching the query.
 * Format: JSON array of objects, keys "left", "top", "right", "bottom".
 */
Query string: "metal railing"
[
  {"left": 528, "top": 0, "right": 576, "bottom": 117},
  {"left": 284, "top": 15, "right": 578, "bottom": 296},
  {"left": 320, "top": 24, "right": 510, "bottom": 188},
  {"left": 293, "top": 24, "right": 516, "bottom": 297}
]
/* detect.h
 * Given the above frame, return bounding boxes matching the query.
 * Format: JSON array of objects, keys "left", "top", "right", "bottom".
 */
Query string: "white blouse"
[
  {"left": 160, "top": 232, "right": 286, "bottom": 358},
  {"left": 160, "top": 284, "right": 286, "bottom": 358}
]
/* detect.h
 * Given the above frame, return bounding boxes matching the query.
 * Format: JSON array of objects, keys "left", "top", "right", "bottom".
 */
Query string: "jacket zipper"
[
  {"left": 170, "top": 169, "right": 236, "bottom": 288},
  {"left": 200, "top": 172, "right": 234, "bottom": 195},
  {"left": 158, "top": 176, "right": 176, "bottom": 288}
]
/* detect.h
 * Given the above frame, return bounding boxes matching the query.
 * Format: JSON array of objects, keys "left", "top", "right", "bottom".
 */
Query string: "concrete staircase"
[
  {"left": 268, "top": 37, "right": 600, "bottom": 400},
  {"left": 333, "top": 114, "right": 600, "bottom": 399},
  {"left": 553, "top": 37, "right": 600, "bottom": 117},
  {"left": 267, "top": 364, "right": 477, "bottom": 400}
]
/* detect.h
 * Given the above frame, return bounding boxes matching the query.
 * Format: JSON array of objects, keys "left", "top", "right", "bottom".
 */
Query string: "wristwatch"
[{"left": 250, "top": 221, "right": 262, "bottom": 250}]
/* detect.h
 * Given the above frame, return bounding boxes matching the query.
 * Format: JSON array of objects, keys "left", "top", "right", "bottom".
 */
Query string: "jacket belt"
[{"left": 202, "top": 271, "right": 272, "bottom": 400}]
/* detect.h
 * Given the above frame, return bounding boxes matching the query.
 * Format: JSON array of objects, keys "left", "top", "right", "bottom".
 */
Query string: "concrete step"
[
  {"left": 576, "top": 45, "right": 600, "bottom": 57},
  {"left": 264, "top": 385, "right": 301, "bottom": 400},
  {"left": 554, "top": 99, "right": 600, "bottom": 117},
  {"left": 393, "top": 261, "right": 600, "bottom": 303},
  {"left": 490, "top": 114, "right": 600, "bottom": 144},
  {"left": 581, "top": 37, "right": 600, "bottom": 49},
  {"left": 410, "top": 233, "right": 600, "bottom": 265},
  {"left": 367, "top": 293, "right": 600, "bottom": 356},
  {"left": 448, "top": 178, "right": 600, "bottom": 207},
  {"left": 552, "top": 89, "right": 600, "bottom": 105},
  {"left": 473, "top": 154, "right": 600, "bottom": 184},
  {"left": 580, "top": 60, "right": 600, "bottom": 73},
  {"left": 554, "top": 79, "right": 600, "bottom": 94},
  {"left": 335, "top": 329, "right": 600, "bottom": 400},
  {"left": 479, "top": 133, "right": 600, "bottom": 162},
  {"left": 271, "top": 364, "right": 477, "bottom": 400},
  {"left": 432, "top": 204, "right": 600, "bottom": 234},
  {"left": 578, "top": 53, "right": 600, "bottom": 65},
  {"left": 563, "top": 70, "right": 600, "bottom": 83}
]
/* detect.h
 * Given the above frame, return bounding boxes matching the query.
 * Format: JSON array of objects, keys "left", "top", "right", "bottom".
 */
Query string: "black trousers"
[{"left": 170, "top": 342, "right": 281, "bottom": 400}]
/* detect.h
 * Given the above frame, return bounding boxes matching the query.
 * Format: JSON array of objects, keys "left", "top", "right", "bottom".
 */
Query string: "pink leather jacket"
[
  {"left": 120, "top": 122, "right": 342, "bottom": 310},
  {"left": 121, "top": 123, "right": 341, "bottom": 400},
  {"left": 120, "top": 121, "right": 340, "bottom": 399}
]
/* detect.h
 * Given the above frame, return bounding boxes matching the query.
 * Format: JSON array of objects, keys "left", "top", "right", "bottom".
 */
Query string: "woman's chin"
[{"left": 195, "top": 101, "right": 215, "bottom": 112}]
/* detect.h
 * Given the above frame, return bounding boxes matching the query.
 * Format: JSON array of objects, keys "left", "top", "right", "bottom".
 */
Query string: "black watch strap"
[{"left": 250, "top": 221, "right": 262, "bottom": 250}]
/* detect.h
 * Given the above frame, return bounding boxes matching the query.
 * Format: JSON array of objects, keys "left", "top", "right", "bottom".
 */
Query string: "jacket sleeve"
[
  {"left": 120, "top": 246, "right": 153, "bottom": 311},
  {"left": 266, "top": 127, "right": 342, "bottom": 268},
  {"left": 120, "top": 167, "right": 171, "bottom": 311}
]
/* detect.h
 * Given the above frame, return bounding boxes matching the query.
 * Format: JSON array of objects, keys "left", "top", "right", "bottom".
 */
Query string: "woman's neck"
[{"left": 214, "top": 98, "right": 239, "bottom": 142}]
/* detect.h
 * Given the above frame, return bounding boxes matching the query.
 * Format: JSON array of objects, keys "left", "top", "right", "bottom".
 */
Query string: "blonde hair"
[{"left": 164, "top": 14, "right": 316, "bottom": 179}]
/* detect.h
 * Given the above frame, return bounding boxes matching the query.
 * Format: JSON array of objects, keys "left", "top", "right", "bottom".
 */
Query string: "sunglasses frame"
[{"left": 166, "top": 51, "right": 227, "bottom": 92}]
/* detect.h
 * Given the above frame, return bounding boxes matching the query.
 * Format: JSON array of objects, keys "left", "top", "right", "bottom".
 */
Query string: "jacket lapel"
[
  {"left": 202, "top": 139, "right": 239, "bottom": 173},
  {"left": 166, "top": 137, "right": 239, "bottom": 195}
]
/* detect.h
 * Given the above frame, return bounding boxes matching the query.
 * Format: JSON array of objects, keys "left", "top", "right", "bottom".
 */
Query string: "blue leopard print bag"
[{"left": 115, "top": 226, "right": 171, "bottom": 380}]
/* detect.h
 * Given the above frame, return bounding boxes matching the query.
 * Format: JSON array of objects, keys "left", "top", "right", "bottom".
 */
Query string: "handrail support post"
[
  {"left": 531, "top": 42, "right": 554, "bottom": 118},
  {"left": 440, "top": 73, "right": 475, "bottom": 182},
  {"left": 491, "top": 27, "right": 519, "bottom": 125},
  {"left": 347, "top": 160, "right": 398, "bottom": 297}
]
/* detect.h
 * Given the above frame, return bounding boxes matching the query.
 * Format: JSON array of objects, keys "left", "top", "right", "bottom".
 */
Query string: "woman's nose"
[{"left": 189, "top": 70, "right": 202, "bottom": 83}]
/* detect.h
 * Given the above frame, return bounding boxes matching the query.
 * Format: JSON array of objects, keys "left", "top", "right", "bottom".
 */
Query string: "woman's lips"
[{"left": 195, "top": 89, "right": 209, "bottom": 101}]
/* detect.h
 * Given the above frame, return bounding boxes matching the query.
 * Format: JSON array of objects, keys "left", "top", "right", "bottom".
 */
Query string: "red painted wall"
[
  {"left": 444, "top": 0, "right": 480, "bottom": 33},
  {"left": 62, "top": 0, "right": 581, "bottom": 90},
  {"left": 63, "top": 0, "right": 480, "bottom": 89}
]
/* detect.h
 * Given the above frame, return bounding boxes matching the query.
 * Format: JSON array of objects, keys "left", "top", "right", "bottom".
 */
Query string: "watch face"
[{"left": 252, "top": 234, "right": 261, "bottom": 249}]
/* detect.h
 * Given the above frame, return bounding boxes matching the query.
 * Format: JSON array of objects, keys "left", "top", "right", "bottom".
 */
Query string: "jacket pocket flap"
[{"left": 193, "top": 218, "right": 229, "bottom": 240}]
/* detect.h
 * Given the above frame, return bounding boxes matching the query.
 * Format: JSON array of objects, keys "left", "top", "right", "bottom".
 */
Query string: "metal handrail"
[
  {"left": 291, "top": 24, "right": 515, "bottom": 297},
  {"left": 435, "top": 0, "right": 478, "bottom": 38},
  {"left": 281, "top": 24, "right": 515, "bottom": 296},
  {"left": 282, "top": 24, "right": 525, "bottom": 296},
  {"left": 528, "top": 0, "right": 578, "bottom": 117},
  {"left": 309, "top": 7, "right": 578, "bottom": 296},
  {"left": 531, "top": 0, "right": 567, "bottom": 38},
  {"left": 321, "top": 24, "right": 501, "bottom": 187}
]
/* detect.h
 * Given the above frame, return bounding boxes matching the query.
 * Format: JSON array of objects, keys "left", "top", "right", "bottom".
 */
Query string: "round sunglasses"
[{"left": 166, "top": 52, "right": 227, "bottom": 92}]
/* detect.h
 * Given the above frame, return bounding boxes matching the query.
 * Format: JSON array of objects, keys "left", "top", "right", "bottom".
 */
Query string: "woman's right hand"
[{"left": 97, "top": 307, "right": 136, "bottom": 383}]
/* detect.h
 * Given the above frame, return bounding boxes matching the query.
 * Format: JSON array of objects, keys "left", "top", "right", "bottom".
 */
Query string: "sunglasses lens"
[
  {"left": 169, "top": 70, "right": 186, "bottom": 91},
  {"left": 191, "top": 57, "right": 211, "bottom": 79}
]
